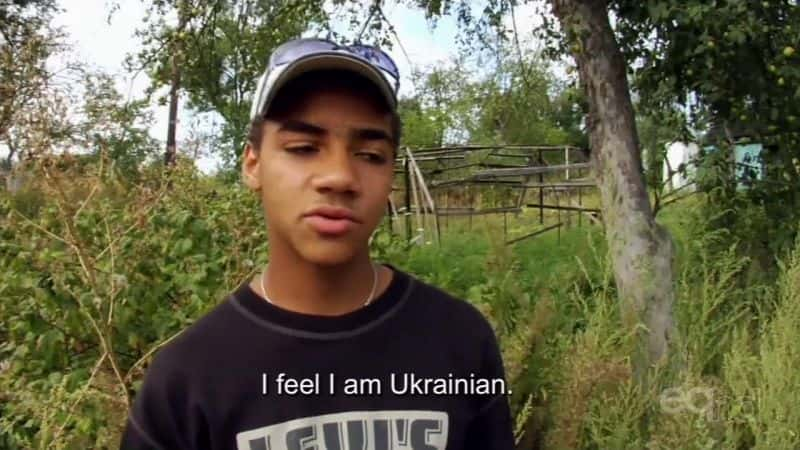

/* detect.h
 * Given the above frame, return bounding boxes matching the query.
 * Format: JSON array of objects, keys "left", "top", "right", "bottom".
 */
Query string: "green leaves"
[
  {"left": 399, "top": 45, "right": 584, "bottom": 148},
  {"left": 0, "top": 157, "right": 267, "bottom": 447},
  {"left": 131, "top": 0, "right": 326, "bottom": 168},
  {"left": 615, "top": 0, "right": 800, "bottom": 135},
  {"left": 647, "top": 2, "right": 670, "bottom": 21},
  {"left": 174, "top": 237, "right": 193, "bottom": 255},
  {"left": 610, "top": 0, "right": 800, "bottom": 250}
]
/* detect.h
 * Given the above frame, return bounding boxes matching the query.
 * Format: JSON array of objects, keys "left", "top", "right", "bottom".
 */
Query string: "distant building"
[
  {"left": 662, "top": 118, "right": 776, "bottom": 191},
  {"left": 702, "top": 120, "right": 770, "bottom": 189},
  {"left": 663, "top": 141, "right": 700, "bottom": 191}
]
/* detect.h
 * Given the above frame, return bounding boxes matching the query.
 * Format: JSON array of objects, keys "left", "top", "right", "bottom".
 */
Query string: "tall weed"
[{"left": 722, "top": 234, "right": 800, "bottom": 449}]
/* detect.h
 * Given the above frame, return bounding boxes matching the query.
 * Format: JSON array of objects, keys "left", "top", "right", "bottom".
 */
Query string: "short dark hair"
[{"left": 246, "top": 69, "right": 402, "bottom": 153}]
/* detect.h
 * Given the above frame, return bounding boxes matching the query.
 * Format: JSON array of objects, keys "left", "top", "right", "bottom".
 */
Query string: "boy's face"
[{"left": 242, "top": 86, "right": 395, "bottom": 266}]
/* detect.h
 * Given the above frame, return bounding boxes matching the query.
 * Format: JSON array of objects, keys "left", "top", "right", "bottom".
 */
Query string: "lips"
[{"left": 303, "top": 206, "right": 360, "bottom": 236}]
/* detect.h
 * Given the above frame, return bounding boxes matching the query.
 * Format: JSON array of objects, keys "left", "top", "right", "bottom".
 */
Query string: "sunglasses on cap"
[{"left": 250, "top": 38, "right": 400, "bottom": 121}]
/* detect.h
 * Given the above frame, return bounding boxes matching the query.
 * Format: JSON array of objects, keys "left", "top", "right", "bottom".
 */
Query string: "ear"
[{"left": 241, "top": 143, "right": 262, "bottom": 192}]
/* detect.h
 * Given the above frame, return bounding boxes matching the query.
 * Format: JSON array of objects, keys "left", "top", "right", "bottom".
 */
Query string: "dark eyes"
[
  {"left": 284, "top": 146, "right": 387, "bottom": 164},
  {"left": 356, "top": 151, "right": 387, "bottom": 164},
  {"left": 286, "top": 145, "right": 317, "bottom": 155}
]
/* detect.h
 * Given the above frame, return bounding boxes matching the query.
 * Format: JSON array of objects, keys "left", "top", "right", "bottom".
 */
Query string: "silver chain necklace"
[{"left": 260, "top": 263, "right": 379, "bottom": 308}]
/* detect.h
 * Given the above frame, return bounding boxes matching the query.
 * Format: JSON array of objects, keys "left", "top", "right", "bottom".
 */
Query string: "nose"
[{"left": 311, "top": 145, "right": 360, "bottom": 195}]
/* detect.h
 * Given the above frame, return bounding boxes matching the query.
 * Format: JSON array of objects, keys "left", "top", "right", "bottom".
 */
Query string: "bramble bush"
[{"left": 0, "top": 155, "right": 268, "bottom": 448}]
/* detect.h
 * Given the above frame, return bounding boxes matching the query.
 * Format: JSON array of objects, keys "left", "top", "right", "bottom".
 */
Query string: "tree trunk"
[
  {"left": 549, "top": 0, "right": 676, "bottom": 379},
  {"left": 3, "top": 138, "right": 17, "bottom": 170},
  {"left": 164, "top": 59, "right": 181, "bottom": 167},
  {"left": 164, "top": 2, "right": 188, "bottom": 168}
]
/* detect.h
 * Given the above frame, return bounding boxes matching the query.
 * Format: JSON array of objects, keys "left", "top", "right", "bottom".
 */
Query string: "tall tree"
[
  {"left": 399, "top": 63, "right": 472, "bottom": 147},
  {"left": 471, "top": 44, "right": 577, "bottom": 145},
  {"left": 612, "top": 0, "right": 799, "bottom": 138},
  {"left": 0, "top": 0, "right": 59, "bottom": 168},
  {"left": 164, "top": 0, "right": 189, "bottom": 167},
  {"left": 611, "top": 0, "right": 800, "bottom": 253},
  {"left": 77, "top": 73, "right": 159, "bottom": 177},
  {"left": 398, "top": 48, "right": 583, "bottom": 148},
  {"left": 409, "top": 0, "right": 677, "bottom": 377},
  {"left": 549, "top": 0, "right": 675, "bottom": 377},
  {"left": 129, "top": 0, "right": 325, "bottom": 170},
  {"left": 181, "top": 0, "right": 325, "bottom": 168},
  {"left": 125, "top": 0, "right": 202, "bottom": 168}
]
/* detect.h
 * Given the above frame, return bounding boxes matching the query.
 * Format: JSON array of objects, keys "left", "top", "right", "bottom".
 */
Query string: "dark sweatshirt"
[{"left": 120, "top": 264, "right": 515, "bottom": 450}]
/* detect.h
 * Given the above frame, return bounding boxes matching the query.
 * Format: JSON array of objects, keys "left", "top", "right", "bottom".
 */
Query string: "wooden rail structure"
[{"left": 391, "top": 145, "right": 601, "bottom": 246}]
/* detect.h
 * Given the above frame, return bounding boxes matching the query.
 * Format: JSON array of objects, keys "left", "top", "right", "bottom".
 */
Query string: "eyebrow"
[
  {"left": 278, "top": 120, "right": 326, "bottom": 136},
  {"left": 353, "top": 128, "right": 393, "bottom": 143},
  {"left": 278, "top": 119, "right": 392, "bottom": 143}
]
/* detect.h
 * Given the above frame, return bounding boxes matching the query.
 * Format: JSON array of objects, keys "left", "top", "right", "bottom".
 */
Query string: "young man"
[{"left": 121, "top": 38, "right": 514, "bottom": 450}]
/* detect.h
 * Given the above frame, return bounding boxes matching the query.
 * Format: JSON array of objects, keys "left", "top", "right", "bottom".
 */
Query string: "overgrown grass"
[{"left": 396, "top": 195, "right": 800, "bottom": 449}]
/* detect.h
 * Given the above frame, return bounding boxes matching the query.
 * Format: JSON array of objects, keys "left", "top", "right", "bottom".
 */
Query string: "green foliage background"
[
  {"left": 3, "top": 0, "right": 800, "bottom": 449},
  {"left": 2, "top": 155, "right": 800, "bottom": 449}
]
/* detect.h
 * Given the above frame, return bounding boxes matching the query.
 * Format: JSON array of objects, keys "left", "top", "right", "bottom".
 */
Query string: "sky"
[{"left": 11, "top": 0, "right": 546, "bottom": 174}]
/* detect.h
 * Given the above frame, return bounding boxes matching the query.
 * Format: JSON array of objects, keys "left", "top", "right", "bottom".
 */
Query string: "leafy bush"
[{"left": 0, "top": 157, "right": 267, "bottom": 448}]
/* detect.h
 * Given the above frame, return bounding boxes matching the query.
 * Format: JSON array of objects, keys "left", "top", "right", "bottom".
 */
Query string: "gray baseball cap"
[{"left": 249, "top": 38, "right": 400, "bottom": 121}]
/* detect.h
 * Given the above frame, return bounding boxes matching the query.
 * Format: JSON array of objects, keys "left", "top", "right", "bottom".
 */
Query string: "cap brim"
[{"left": 259, "top": 53, "right": 397, "bottom": 118}]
